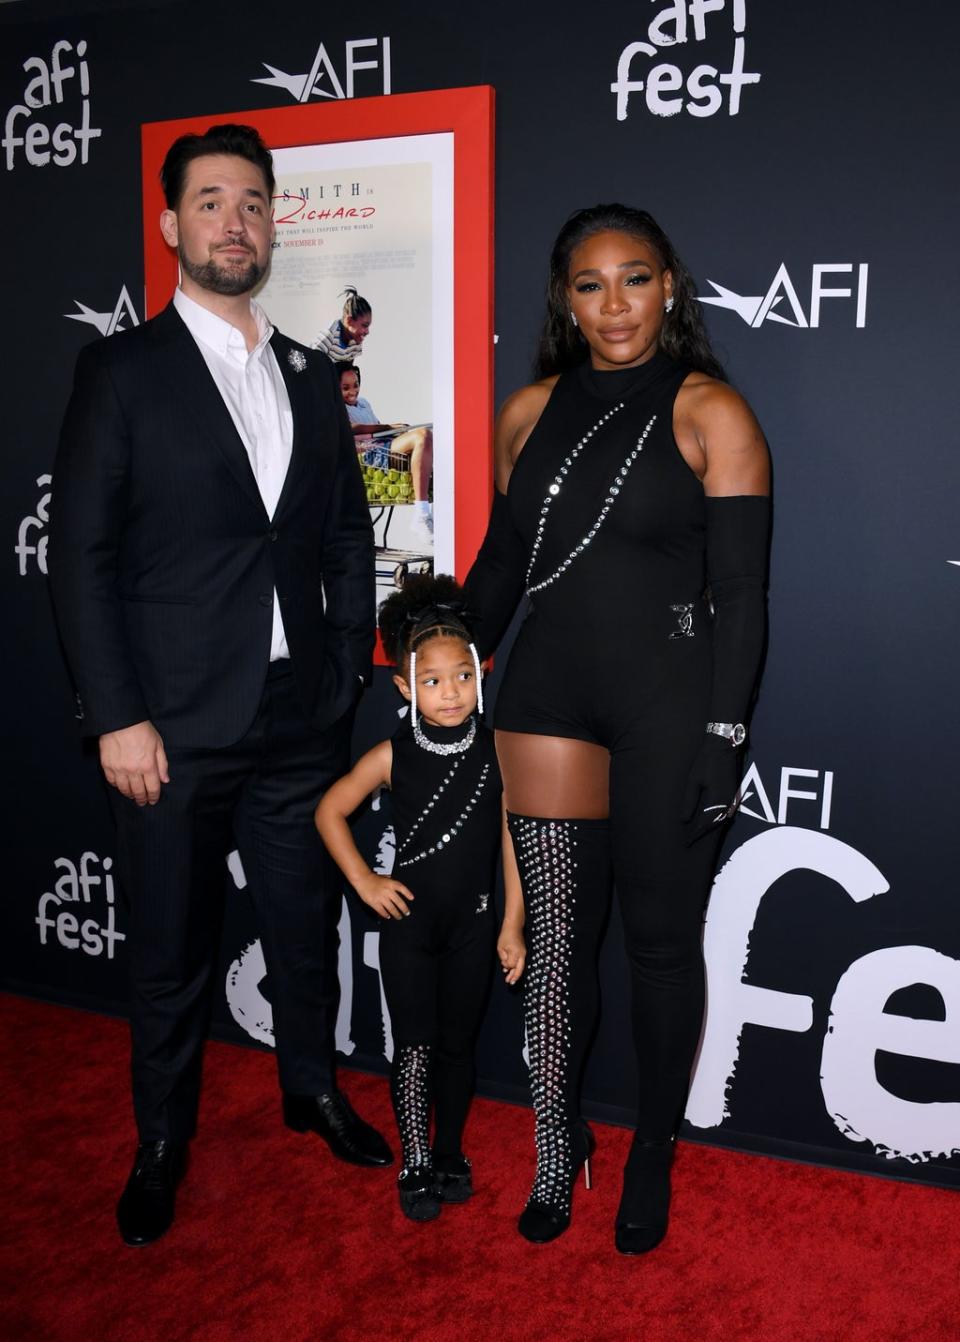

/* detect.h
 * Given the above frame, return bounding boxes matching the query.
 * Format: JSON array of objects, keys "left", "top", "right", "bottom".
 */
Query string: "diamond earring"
[
  {"left": 664, "top": 297, "right": 674, "bottom": 314},
  {"left": 570, "top": 311, "right": 578, "bottom": 328}
]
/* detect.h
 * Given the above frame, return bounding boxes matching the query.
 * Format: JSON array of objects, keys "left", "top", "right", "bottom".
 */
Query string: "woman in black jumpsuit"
[{"left": 465, "top": 205, "right": 770, "bottom": 1253}]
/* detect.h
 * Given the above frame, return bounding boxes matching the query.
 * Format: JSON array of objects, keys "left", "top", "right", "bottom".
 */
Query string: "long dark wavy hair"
[{"left": 534, "top": 203, "right": 725, "bottom": 382}]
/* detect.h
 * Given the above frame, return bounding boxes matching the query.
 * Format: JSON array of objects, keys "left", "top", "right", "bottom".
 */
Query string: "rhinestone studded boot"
[
  {"left": 390, "top": 1044, "right": 440, "bottom": 1222},
  {"left": 507, "top": 815, "right": 611, "bottom": 1243}
]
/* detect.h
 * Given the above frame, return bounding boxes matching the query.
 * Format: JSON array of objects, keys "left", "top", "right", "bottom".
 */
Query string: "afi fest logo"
[
  {"left": 700, "top": 263, "right": 870, "bottom": 329},
  {"left": 3, "top": 38, "right": 100, "bottom": 169},
  {"left": 612, "top": 0, "right": 759, "bottom": 121},
  {"left": 64, "top": 284, "right": 140, "bottom": 338},
  {"left": 36, "top": 851, "right": 125, "bottom": 959},
  {"left": 251, "top": 37, "right": 391, "bottom": 102},
  {"left": 15, "top": 475, "right": 51, "bottom": 576},
  {"left": 687, "top": 763, "right": 960, "bottom": 1165}
]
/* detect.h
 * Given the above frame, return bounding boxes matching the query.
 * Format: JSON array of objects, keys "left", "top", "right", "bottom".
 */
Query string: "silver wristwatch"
[{"left": 706, "top": 721, "right": 746, "bottom": 748}]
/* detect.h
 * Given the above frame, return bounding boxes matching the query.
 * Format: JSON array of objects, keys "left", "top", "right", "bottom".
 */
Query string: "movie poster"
[{"left": 257, "top": 133, "right": 454, "bottom": 615}]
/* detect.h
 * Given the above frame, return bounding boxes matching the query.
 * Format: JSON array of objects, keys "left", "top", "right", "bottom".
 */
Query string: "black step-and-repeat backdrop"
[{"left": 3, "top": 0, "right": 958, "bottom": 1188}]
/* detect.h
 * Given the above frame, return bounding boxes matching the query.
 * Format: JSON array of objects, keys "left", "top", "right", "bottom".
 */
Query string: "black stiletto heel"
[
  {"left": 518, "top": 1120, "right": 595, "bottom": 1244},
  {"left": 614, "top": 1135, "right": 675, "bottom": 1255}
]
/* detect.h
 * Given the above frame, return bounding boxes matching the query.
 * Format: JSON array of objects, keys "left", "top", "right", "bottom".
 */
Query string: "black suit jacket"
[{"left": 49, "top": 302, "right": 374, "bottom": 747}]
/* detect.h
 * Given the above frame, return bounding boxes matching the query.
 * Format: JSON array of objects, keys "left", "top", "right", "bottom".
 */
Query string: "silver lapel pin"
[{"left": 287, "top": 349, "right": 307, "bottom": 373}]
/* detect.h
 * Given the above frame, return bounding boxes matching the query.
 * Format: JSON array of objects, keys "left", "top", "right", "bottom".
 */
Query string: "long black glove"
[
  {"left": 462, "top": 488, "right": 528, "bottom": 661},
  {"left": 682, "top": 495, "right": 770, "bottom": 844}
]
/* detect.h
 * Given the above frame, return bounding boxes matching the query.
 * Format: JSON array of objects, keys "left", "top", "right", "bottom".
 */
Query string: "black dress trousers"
[{"left": 111, "top": 662, "right": 354, "bottom": 1144}]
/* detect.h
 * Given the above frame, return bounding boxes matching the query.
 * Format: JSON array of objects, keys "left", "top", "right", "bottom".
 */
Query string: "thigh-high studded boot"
[
  {"left": 507, "top": 815, "right": 611, "bottom": 1243},
  {"left": 390, "top": 1044, "right": 440, "bottom": 1222}
]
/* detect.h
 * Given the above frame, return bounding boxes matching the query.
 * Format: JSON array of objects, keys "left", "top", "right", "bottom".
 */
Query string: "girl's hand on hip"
[{"left": 355, "top": 875, "right": 415, "bottom": 920}]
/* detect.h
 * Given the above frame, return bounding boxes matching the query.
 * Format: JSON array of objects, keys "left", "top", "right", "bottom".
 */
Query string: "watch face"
[{"left": 732, "top": 724, "right": 747, "bottom": 747}]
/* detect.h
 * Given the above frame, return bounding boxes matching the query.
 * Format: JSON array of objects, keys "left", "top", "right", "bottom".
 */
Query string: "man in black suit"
[{"left": 49, "top": 124, "right": 392, "bottom": 1247}]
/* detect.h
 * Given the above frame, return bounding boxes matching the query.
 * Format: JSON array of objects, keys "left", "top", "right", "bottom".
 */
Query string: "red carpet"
[{"left": 2, "top": 994, "right": 956, "bottom": 1342}]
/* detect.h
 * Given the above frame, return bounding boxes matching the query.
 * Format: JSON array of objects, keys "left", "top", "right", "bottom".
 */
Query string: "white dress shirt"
[{"left": 174, "top": 287, "right": 293, "bottom": 661}]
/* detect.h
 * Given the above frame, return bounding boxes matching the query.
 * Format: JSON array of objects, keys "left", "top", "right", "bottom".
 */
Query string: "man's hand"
[{"left": 99, "top": 721, "right": 170, "bottom": 806}]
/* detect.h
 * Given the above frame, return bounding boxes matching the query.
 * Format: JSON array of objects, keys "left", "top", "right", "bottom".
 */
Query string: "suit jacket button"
[
  {"left": 269, "top": 529, "right": 278, "bottom": 542},
  {"left": 258, "top": 593, "right": 272, "bottom": 607}
]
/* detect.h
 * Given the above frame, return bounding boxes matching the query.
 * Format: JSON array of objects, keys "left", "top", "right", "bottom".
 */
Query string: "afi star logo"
[
  {"left": 700, "top": 263, "right": 869, "bottom": 329},
  {"left": 64, "top": 284, "right": 139, "bottom": 337},
  {"left": 252, "top": 37, "right": 391, "bottom": 103}
]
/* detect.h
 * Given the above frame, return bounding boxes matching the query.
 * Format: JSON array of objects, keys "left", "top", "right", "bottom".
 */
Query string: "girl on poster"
[{"left": 313, "top": 285, "right": 372, "bottom": 363}]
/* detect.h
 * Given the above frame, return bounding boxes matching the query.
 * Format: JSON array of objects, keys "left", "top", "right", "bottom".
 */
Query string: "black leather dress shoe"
[
  {"left": 116, "top": 1139, "right": 186, "bottom": 1247},
  {"left": 283, "top": 1090, "right": 393, "bottom": 1167}
]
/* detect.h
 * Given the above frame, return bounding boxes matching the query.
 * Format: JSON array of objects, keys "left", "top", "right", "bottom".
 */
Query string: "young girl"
[
  {"left": 316, "top": 575, "right": 525, "bottom": 1222},
  {"left": 313, "top": 285, "right": 372, "bottom": 363}
]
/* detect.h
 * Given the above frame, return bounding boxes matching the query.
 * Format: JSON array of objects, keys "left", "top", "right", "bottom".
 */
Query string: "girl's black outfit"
[
  {"left": 465, "top": 351, "right": 768, "bottom": 1227},
  {"left": 380, "top": 715, "right": 500, "bottom": 1175}
]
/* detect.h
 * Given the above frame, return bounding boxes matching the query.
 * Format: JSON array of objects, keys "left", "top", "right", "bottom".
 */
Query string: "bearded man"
[{"left": 49, "top": 123, "right": 391, "bottom": 1247}]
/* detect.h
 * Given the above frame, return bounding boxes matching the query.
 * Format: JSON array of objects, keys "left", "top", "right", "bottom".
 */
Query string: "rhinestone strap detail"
[
  {"left": 398, "top": 762, "right": 492, "bottom": 868},
  {"left": 525, "top": 411, "right": 657, "bottom": 596},
  {"left": 397, "top": 757, "right": 464, "bottom": 856}
]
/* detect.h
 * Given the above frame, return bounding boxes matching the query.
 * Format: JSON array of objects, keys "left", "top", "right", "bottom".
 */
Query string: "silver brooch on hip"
[{"left": 287, "top": 349, "right": 307, "bottom": 373}]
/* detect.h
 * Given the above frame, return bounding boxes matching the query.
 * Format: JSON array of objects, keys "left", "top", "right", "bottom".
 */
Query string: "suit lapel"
[
  {"left": 270, "top": 330, "right": 313, "bottom": 521},
  {"left": 148, "top": 304, "right": 267, "bottom": 517}
]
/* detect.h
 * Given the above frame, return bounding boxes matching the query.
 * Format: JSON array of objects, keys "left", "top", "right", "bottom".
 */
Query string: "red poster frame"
[{"left": 141, "top": 86, "right": 494, "bottom": 607}]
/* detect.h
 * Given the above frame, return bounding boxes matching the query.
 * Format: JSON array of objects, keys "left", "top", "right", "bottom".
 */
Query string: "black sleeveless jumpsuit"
[
  {"left": 379, "top": 715, "right": 500, "bottom": 1164},
  {"left": 495, "top": 351, "right": 722, "bottom": 1141}
]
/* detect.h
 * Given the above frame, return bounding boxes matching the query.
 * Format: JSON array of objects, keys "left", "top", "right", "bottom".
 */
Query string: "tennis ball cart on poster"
[{"left": 359, "top": 425, "right": 434, "bottom": 589}]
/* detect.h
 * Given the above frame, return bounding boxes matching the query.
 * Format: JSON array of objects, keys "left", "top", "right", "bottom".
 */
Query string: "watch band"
[{"left": 706, "top": 721, "right": 747, "bottom": 747}]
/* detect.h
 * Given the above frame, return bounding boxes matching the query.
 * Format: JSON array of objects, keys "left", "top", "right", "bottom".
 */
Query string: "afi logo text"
[
  {"left": 64, "top": 284, "right": 140, "bottom": 337},
  {"left": 700, "top": 263, "right": 869, "bottom": 329},
  {"left": 739, "top": 763, "right": 834, "bottom": 829},
  {"left": 15, "top": 474, "right": 51, "bottom": 576},
  {"left": 3, "top": 39, "right": 101, "bottom": 170},
  {"left": 36, "top": 851, "right": 125, "bottom": 959},
  {"left": 612, "top": 0, "right": 759, "bottom": 121},
  {"left": 252, "top": 37, "right": 391, "bottom": 103}
]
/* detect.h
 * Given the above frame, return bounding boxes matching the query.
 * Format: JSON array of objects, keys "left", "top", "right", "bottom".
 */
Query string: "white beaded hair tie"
[{"left": 408, "top": 635, "right": 484, "bottom": 755}]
